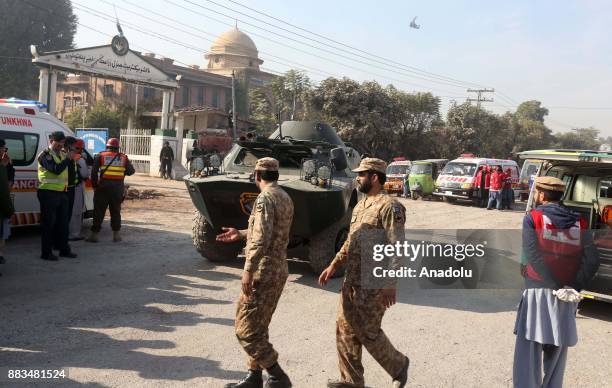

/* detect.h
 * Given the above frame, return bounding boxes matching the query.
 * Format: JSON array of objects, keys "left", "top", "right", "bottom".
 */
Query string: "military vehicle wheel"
[
  {"left": 411, "top": 192, "right": 419, "bottom": 200},
  {"left": 307, "top": 210, "right": 351, "bottom": 277},
  {"left": 192, "top": 211, "right": 242, "bottom": 262}
]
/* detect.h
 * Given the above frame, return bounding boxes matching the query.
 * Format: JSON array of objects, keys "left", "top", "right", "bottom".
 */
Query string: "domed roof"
[{"left": 210, "top": 27, "right": 259, "bottom": 59}]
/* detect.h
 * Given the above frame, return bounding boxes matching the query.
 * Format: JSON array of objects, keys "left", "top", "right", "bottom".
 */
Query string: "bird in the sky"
[{"left": 410, "top": 16, "right": 420, "bottom": 29}]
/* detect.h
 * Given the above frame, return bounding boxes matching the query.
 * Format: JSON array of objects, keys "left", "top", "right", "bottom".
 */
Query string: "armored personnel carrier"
[{"left": 184, "top": 121, "right": 361, "bottom": 274}]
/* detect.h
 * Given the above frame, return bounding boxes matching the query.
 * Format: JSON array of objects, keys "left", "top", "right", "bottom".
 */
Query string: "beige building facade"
[{"left": 55, "top": 26, "right": 276, "bottom": 130}]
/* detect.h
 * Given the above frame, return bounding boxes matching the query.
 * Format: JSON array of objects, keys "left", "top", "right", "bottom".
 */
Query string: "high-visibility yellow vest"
[
  {"left": 38, "top": 149, "right": 68, "bottom": 191},
  {"left": 69, "top": 160, "right": 79, "bottom": 187}
]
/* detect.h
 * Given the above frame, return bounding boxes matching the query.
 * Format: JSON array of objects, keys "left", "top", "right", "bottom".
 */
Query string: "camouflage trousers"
[
  {"left": 235, "top": 273, "right": 287, "bottom": 370},
  {"left": 336, "top": 283, "right": 407, "bottom": 387}
]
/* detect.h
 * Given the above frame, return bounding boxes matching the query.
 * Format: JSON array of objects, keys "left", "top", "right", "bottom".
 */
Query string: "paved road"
[{"left": 1, "top": 175, "right": 610, "bottom": 387}]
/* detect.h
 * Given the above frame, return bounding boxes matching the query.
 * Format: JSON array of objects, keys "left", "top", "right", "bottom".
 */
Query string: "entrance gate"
[
  {"left": 120, "top": 128, "right": 151, "bottom": 174},
  {"left": 31, "top": 32, "right": 178, "bottom": 130}
]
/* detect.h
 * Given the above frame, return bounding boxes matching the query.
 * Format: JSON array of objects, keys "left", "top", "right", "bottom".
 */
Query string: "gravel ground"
[{"left": 1, "top": 175, "right": 610, "bottom": 387}]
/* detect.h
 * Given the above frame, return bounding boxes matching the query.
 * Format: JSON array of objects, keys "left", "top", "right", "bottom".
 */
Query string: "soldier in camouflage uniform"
[
  {"left": 217, "top": 157, "right": 294, "bottom": 388},
  {"left": 319, "top": 158, "right": 410, "bottom": 388}
]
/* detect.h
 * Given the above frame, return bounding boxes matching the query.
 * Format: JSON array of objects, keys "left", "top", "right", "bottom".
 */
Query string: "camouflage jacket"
[
  {"left": 331, "top": 192, "right": 406, "bottom": 287},
  {"left": 240, "top": 183, "right": 294, "bottom": 275}
]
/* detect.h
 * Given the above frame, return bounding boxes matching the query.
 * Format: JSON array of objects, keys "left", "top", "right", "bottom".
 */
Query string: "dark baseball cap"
[{"left": 49, "top": 131, "right": 66, "bottom": 141}]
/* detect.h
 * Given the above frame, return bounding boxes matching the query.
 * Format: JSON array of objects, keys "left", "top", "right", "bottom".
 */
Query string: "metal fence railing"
[{"left": 120, "top": 128, "right": 152, "bottom": 174}]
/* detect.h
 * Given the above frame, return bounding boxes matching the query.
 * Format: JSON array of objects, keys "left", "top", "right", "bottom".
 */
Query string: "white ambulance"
[
  {"left": 0, "top": 98, "right": 94, "bottom": 226},
  {"left": 433, "top": 154, "right": 520, "bottom": 203}
]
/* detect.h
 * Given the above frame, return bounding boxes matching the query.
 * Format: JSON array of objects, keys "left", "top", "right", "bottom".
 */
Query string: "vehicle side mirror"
[{"left": 330, "top": 147, "right": 348, "bottom": 171}]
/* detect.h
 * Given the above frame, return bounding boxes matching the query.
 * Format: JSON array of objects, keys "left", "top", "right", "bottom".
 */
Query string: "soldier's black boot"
[
  {"left": 224, "top": 369, "right": 263, "bottom": 388},
  {"left": 392, "top": 357, "right": 410, "bottom": 388},
  {"left": 265, "top": 363, "right": 292, "bottom": 388}
]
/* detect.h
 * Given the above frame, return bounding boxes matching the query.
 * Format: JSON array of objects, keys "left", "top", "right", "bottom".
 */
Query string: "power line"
[
  {"left": 26, "top": 0, "right": 222, "bottom": 81},
  {"left": 111, "top": 0, "right": 334, "bottom": 79},
  {"left": 467, "top": 88, "right": 494, "bottom": 108},
  {"left": 545, "top": 106, "right": 612, "bottom": 111},
  {"left": 75, "top": 0, "right": 468, "bottom": 95},
  {"left": 222, "top": 0, "right": 487, "bottom": 89},
  {"left": 491, "top": 103, "right": 612, "bottom": 111},
  {"left": 177, "top": 0, "right": 479, "bottom": 90},
  {"left": 72, "top": 2, "right": 292, "bottom": 75},
  {"left": 496, "top": 90, "right": 518, "bottom": 105},
  {"left": 221, "top": 0, "right": 530, "bottom": 108},
  {"left": 545, "top": 118, "right": 581, "bottom": 130},
  {"left": 162, "top": 0, "right": 467, "bottom": 95}
]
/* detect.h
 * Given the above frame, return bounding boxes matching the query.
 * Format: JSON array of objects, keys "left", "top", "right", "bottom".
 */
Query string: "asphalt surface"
[{"left": 1, "top": 175, "right": 610, "bottom": 387}]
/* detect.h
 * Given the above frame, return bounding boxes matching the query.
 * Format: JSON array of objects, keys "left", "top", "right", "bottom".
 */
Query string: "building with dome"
[
  {"left": 205, "top": 26, "right": 277, "bottom": 118},
  {"left": 205, "top": 26, "right": 263, "bottom": 75}
]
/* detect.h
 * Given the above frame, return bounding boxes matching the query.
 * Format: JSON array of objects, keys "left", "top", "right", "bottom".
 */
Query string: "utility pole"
[
  {"left": 231, "top": 71, "right": 237, "bottom": 141},
  {"left": 81, "top": 102, "right": 89, "bottom": 128},
  {"left": 134, "top": 85, "right": 139, "bottom": 129},
  {"left": 277, "top": 107, "right": 283, "bottom": 139},
  {"left": 291, "top": 91, "right": 296, "bottom": 121},
  {"left": 467, "top": 88, "right": 495, "bottom": 108}
]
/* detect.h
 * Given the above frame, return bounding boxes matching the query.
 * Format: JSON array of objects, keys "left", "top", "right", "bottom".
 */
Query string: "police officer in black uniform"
[{"left": 37, "top": 131, "right": 78, "bottom": 261}]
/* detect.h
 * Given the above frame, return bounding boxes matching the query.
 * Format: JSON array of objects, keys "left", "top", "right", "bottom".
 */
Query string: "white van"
[
  {"left": 433, "top": 154, "right": 519, "bottom": 203},
  {"left": 0, "top": 99, "right": 94, "bottom": 226}
]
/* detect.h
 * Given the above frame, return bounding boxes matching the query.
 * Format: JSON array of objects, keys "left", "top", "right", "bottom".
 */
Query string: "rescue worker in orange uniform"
[{"left": 86, "top": 138, "right": 135, "bottom": 243}]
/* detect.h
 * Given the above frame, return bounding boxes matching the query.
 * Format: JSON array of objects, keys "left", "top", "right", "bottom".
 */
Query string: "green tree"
[
  {"left": 248, "top": 70, "right": 313, "bottom": 133},
  {"left": 386, "top": 86, "right": 442, "bottom": 159},
  {"left": 272, "top": 70, "right": 312, "bottom": 121},
  {"left": 505, "top": 100, "right": 553, "bottom": 153},
  {"left": 515, "top": 100, "right": 549, "bottom": 122},
  {"left": 311, "top": 77, "right": 399, "bottom": 159},
  {"left": 65, "top": 101, "right": 122, "bottom": 138},
  {"left": 445, "top": 102, "right": 509, "bottom": 158},
  {"left": 0, "top": 0, "right": 76, "bottom": 98},
  {"left": 64, "top": 106, "right": 86, "bottom": 130},
  {"left": 553, "top": 127, "right": 601, "bottom": 150},
  {"left": 248, "top": 87, "right": 276, "bottom": 134}
]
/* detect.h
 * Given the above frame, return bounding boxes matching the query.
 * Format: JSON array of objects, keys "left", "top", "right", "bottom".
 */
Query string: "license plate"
[{"left": 445, "top": 191, "right": 453, "bottom": 196}]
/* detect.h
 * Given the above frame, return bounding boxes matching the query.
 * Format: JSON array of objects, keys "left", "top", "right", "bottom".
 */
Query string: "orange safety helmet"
[{"left": 106, "top": 138, "right": 120, "bottom": 148}]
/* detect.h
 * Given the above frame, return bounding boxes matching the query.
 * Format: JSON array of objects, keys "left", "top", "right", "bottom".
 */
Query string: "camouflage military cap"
[
  {"left": 352, "top": 157, "right": 387, "bottom": 174},
  {"left": 254, "top": 157, "right": 279, "bottom": 172},
  {"left": 535, "top": 176, "right": 566, "bottom": 192}
]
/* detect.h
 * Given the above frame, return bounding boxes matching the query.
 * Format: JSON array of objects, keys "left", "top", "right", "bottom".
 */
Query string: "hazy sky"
[{"left": 71, "top": 0, "right": 612, "bottom": 135}]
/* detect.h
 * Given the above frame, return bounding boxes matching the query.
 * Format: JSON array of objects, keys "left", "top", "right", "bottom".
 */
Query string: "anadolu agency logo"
[{"left": 370, "top": 240, "right": 487, "bottom": 279}]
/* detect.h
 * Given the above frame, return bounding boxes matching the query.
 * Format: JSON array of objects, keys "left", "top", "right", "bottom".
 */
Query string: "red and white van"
[
  {"left": 0, "top": 98, "right": 94, "bottom": 226},
  {"left": 433, "top": 154, "right": 519, "bottom": 203}
]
